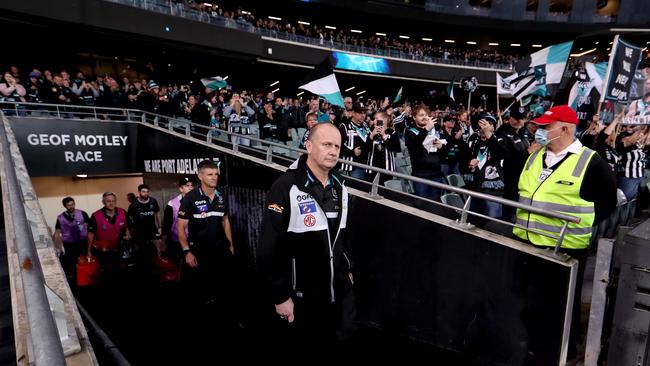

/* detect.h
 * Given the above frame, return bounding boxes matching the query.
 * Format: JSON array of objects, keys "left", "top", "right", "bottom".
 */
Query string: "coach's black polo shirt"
[{"left": 178, "top": 186, "right": 229, "bottom": 249}]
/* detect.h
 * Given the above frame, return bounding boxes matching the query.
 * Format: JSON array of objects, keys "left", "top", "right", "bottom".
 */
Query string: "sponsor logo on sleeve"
[{"left": 267, "top": 204, "right": 284, "bottom": 213}]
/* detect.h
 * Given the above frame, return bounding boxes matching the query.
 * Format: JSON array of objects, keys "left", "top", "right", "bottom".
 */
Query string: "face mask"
[{"left": 535, "top": 126, "right": 562, "bottom": 146}]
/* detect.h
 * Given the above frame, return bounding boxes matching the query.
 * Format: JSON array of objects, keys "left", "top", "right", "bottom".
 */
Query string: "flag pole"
[
  {"left": 503, "top": 99, "right": 517, "bottom": 113},
  {"left": 496, "top": 94, "right": 503, "bottom": 126}
]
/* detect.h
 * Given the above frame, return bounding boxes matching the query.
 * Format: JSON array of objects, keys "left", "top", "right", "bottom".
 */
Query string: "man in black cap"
[
  {"left": 339, "top": 101, "right": 372, "bottom": 180},
  {"left": 161, "top": 177, "right": 194, "bottom": 264},
  {"left": 479, "top": 106, "right": 540, "bottom": 220}
]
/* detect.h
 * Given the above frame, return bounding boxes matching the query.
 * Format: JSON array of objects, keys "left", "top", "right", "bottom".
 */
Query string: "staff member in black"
[
  {"left": 177, "top": 160, "right": 234, "bottom": 312},
  {"left": 258, "top": 123, "right": 355, "bottom": 347}
]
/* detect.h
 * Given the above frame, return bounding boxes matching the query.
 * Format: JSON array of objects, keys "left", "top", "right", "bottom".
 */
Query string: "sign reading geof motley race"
[{"left": 10, "top": 118, "right": 139, "bottom": 176}]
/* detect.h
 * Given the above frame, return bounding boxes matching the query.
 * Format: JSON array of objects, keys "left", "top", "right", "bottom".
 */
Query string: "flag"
[
  {"left": 505, "top": 41, "right": 574, "bottom": 101},
  {"left": 497, "top": 72, "right": 517, "bottom": 96},
  {"left": 201, "top": 76, "right": 227, "bottom": 91},
  {"left": 299, "top": 57, "right": 345, "bottom": 108},
  {"left": 568, "top": 62, "right": 608, "bottom": 111},
  {"left": 393, "top": 86, "right": 403, "bottom": 105},
  {"left": 600, "top": 36, "right": 644, "bottom": 103},
  {"left": 447, "top": 78, "right": 455, "bottom": 101}
]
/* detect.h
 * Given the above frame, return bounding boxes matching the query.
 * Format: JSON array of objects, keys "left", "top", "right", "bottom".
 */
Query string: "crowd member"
[
  {"left": 480, "top": 107, "right": 538, "bottom": 220},
  {"left": 615, "top": 124, "right": 649, "bottom": 201},
  {"left": 512, "top": 105, "right": 617, "bottom": 363},
  {"left": 258, "top": 123, "right": 355, "bottom": 347},
  {"left": 405, "top": 104, "right": 445, "bottom": 202},
  {"left": 339, "top": 102, "right": 372, "bottom": 180},
  {"left": 223, "top": 92, "right": 255, "bottom": 126},
  {"left": 128, "top": 184, "right": 162, "bottom": 265},
  {"left": 457, "top": 110, "right": 473, "bottom": 141},
  {"left": 299, "top": 111, "right": 319, "bottom": 149},
  {"left": 25, "top": 71, "right": 43, "bottom": 103},
  {"left": 53, "top": 197, "right": 89, "bottom": 284},
  {"left": 366, "top": 110, "right": 400, "bottom": 183},
  {"left": 258, "top": 99, "right": 280, "bottom": 139},
  {"left": 177, "top": 160, "right": 235, "bottom": 323},
  {"left": 0, "top": 72, "right": 26, "bottom": 103},
  {"left": 162, "top": 177, "right": 194, "bottom": 264},
  {"left": 87, "top": 192, "right": 129, "bottom": 276},
  {"left": 465, "top": 115, "right": 504, "bottom": 217},
  {"left": 438, "top": 114, "right": 466, "bottom": 177}
]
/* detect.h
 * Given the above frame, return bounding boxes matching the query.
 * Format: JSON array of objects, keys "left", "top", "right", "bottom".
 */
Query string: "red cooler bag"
[
  {"left": 77, "top": 255, "right": 100, "bottom": 286},
  {"left": 154, "top": 256, "right": 179, "bottom": 283}
]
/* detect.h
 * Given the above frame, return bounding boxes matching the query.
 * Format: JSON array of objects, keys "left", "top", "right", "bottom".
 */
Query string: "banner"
[
  {"left": 461, "top": 76, "right": 479, "bottom": 92},
  {"left": 10, "top": 118, "right": 229, "bottom": 177},
  {"left": 601, "top": 35, "right": 644, "bottom": 103},
  {"left": 621, "top": 115, "right": 650, "bottom": 125},
  {"left": 9, "top": 118, "right": 139, "bottom": 176}
]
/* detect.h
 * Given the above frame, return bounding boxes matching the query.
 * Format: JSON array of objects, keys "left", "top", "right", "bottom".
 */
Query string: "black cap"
[
  {"left": 352, "top": 101, "right": 368, "bottom": 113},
  {"left": 509, "top": 107, "right": 527, "bottom": 120},
  {"left": 639, "top": 57, "right": 650, "bottom": 69},
  {"left": 178, "top": 177, "right": 193, "bottom": 187}
]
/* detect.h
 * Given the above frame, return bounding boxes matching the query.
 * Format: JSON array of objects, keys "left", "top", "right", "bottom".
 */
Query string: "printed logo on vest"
[
  {"left": 556, "top": 180, "right": 574, "bottom": 186},
  {"left": 197, "top": 204, "right": 208, "bottom": 213},
  {"left": 304, "top": 214, "right": 316, "bottom": 227},
  {"left": 299, "top": 201, "right": 317, "bottom": 214}
]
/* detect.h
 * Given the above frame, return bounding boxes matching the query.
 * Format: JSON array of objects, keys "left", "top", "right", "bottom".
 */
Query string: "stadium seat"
[
  {"left": 441, "top": 193, "right": 465, "bottom": 210},
  {"left": 384, "top": 179, "right": 404, "bottom": 192},
  {"left": 446, "top": 174, "right": 466, "bottom": 188}
]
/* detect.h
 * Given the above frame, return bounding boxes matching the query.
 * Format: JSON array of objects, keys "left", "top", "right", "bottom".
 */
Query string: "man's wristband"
[{"left": 182, "top": 247, "right": 191, "bottom": 255}]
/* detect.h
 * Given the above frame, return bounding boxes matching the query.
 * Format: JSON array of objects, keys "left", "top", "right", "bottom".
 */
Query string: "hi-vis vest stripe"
[{"left": 513, "top": 146, "right": 596, "bottom": 249}]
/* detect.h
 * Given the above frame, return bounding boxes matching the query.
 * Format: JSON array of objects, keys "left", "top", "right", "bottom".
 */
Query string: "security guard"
[
  {"left": 512, "top": 105, "right": 616, "bottom": 361},
  {"left": 258, "top": 123, "right": 355, "bottom": 346},
  {"left": 177, "top": 160, "right": 234, "bottom": 308}
]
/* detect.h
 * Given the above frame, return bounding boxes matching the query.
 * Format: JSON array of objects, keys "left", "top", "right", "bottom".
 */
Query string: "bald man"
[{"left": 258, "top": 123, "right": 356, "bottom": 347}]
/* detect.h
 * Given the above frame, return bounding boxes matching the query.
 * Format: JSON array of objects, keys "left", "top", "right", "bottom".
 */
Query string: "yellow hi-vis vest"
[{"left": 513, "top": 146, "right": 596, "bottom": 249}]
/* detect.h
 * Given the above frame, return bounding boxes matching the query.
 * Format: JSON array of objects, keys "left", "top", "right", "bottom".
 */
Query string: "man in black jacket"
[{"left": 258, "top": 123, "right": 355, "bottom": 346}]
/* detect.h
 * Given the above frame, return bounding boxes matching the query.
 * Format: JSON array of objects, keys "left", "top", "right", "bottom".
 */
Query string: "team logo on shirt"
[
  {"left": 304, "top": 214, "right": 316, "bottom": 227},
  {"left": 197, "top": 204, "right": 208, "bottom": 213},
  {"left": 299, "top": 201, "right": 317, "bottom": 214}
]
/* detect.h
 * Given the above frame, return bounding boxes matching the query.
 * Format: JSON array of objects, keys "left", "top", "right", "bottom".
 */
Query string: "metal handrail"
[
  {"left": 3, "top": 102, "right": 580, "bottom": 248},
  {"left": 0, "top": 116, "right": 66, "bottom": 365},
  {"left": 101, "top": 0, "right": 515, "bottom": 71}
]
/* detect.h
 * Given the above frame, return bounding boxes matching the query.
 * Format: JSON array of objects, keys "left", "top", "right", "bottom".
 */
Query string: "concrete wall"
[{"left": 31, "top": 176, "right": 143, "bottom": 232}]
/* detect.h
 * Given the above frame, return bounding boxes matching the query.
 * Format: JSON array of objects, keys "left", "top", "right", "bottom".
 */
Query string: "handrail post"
[
  {"left": 555, "top": 221, "right": 569, "bottom": 254},
  {"left": 93, "top": 107, "right": 98, "bottom": 120},
  {"left": 56, "top": 105, "right": 61, "bottom": 119},
  {"left": 369, "top": 172, "right": 381, "bottom": 198},
  {"left": 206, "top": 130, "right": 213, "bottom": 144},
  {"left": 232, "top": 135, "right": 239, "bottom": 153},
  {"left": 266, "top": 145, "right": 273, "bottom": 163},
  {"left": 14, "top": 103, "right": 18, "bottom": 116},
  {"left": 153, "top": 115, "right": 159, "bottom": 127},
  {"left": 459, "top": 195, "right": 473, "bottom": 226},
  {"left": 185, "top": 124, "right": 191, "bottom": 137}
]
